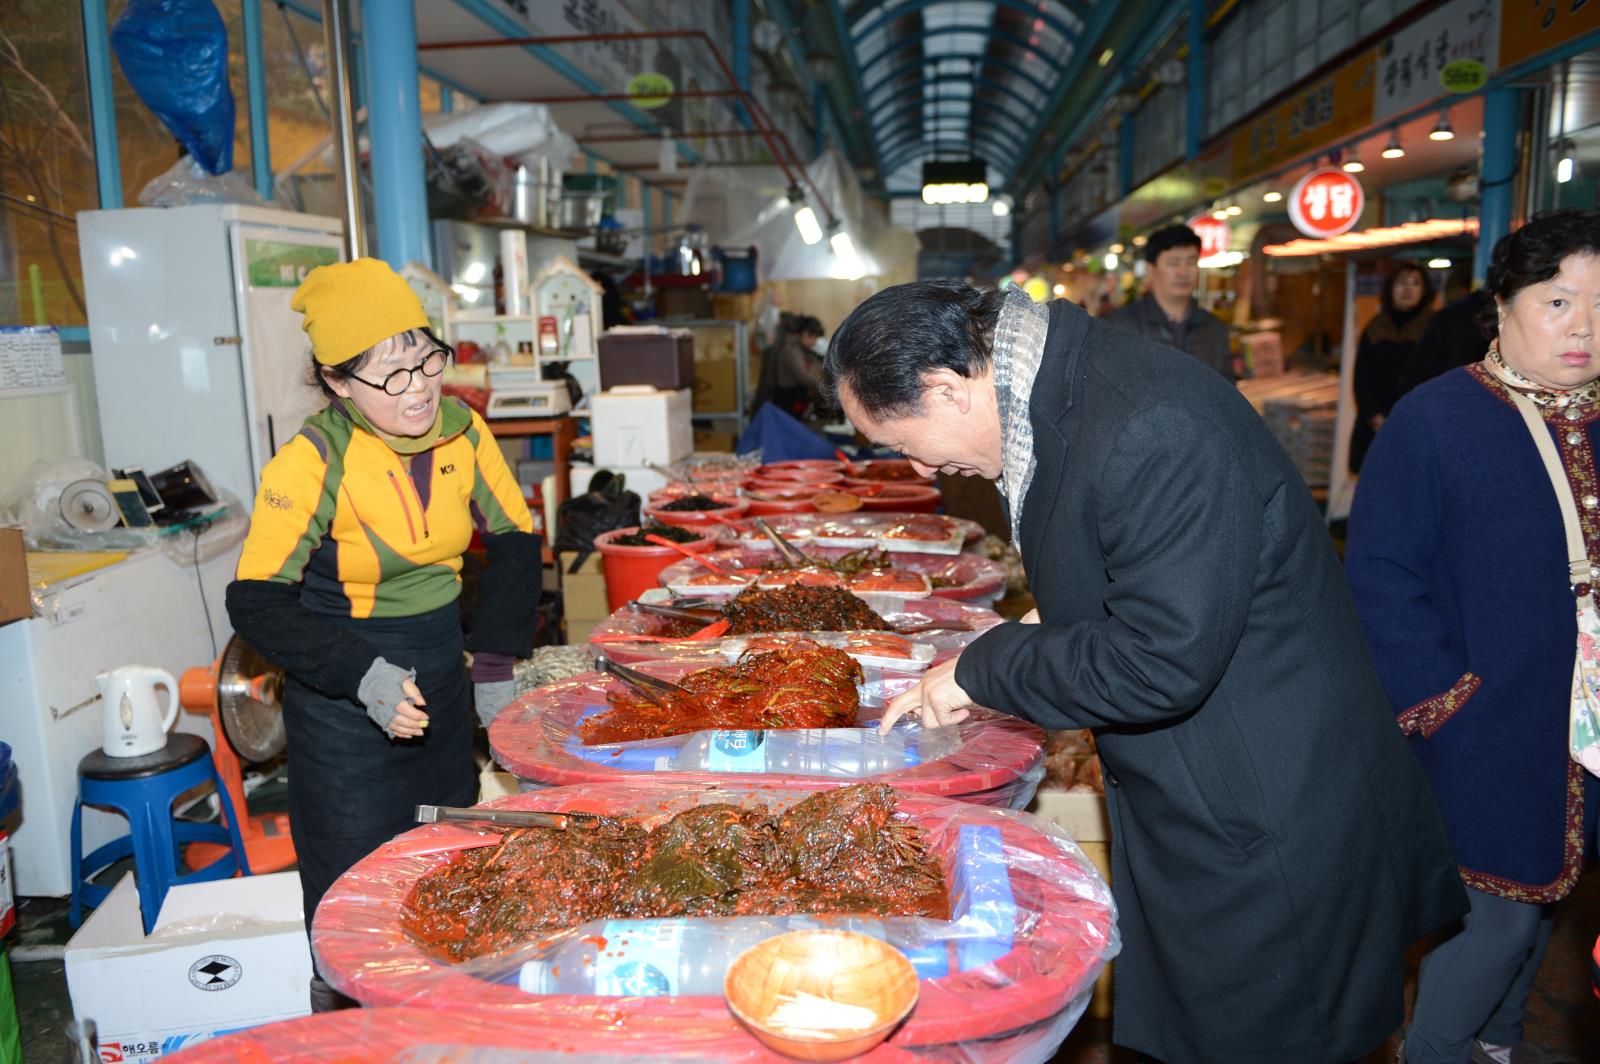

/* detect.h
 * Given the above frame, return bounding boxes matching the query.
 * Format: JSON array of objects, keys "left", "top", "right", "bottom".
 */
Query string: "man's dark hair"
[
  {"left": 1144, "top": 225, "right": 1202, "bottom": 264},
  {"left": 822, "top": 281, "right": 1004, "bottom": 418},
  {"left": 1381, "top": 262, "right": 1435, "bottom": 316},
  {"left": 1482, "top": 208, "right": 1600, "bottom": 338}
]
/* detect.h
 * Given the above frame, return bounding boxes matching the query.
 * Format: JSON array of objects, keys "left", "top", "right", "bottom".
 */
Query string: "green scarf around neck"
[{"left": 340, "top": 398, "right": 444, "bottom": 455}]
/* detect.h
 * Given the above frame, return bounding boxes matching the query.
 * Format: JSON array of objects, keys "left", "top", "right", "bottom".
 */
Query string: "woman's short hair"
[
  {"left": 1381, "top": 262, "right": 1435, "bottom": 315},
  {"left": 307, "top": 327, "right": 453, "bottom": 399},
  {"left": 822, "top": 281, "right": 1004, "bottom": 418},
  {"left": 1483, "top": 208, "right": 1600, "bottom": 337}
]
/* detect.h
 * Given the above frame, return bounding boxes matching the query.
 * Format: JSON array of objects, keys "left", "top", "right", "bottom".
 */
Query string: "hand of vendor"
[
  {"left": 879, "top": 657, "right": 974, "bottom": 735},
  {"left": 357, "top": 657, "right": 430, "bottom": 739}
]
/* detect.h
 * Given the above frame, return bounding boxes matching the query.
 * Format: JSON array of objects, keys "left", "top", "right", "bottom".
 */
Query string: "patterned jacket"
[{"left": 1347, "top": 364, "right": 1600, "bottom": 901}]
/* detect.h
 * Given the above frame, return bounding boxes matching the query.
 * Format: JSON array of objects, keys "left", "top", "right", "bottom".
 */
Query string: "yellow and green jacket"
[{"left": 237, "top": 398, "right": 533, "bottom": 619}]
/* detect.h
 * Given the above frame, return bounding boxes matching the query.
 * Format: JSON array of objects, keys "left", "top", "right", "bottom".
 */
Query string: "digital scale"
[{"left": 485, "top": 366, "right": 572, "bottom": 419}]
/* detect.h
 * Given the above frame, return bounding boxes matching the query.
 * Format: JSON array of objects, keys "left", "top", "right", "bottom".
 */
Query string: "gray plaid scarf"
[{"left": 991, "top": 287, "right": 1050, "bottom": 545}]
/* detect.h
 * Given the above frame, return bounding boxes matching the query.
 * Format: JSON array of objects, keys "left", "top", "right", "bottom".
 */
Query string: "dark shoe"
[{"left": 309, "top": 975, "right": 357, "bottom": 1012}]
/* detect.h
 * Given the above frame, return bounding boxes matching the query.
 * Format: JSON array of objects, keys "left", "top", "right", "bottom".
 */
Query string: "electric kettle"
[{"left": 97, "top": 666, "right": 180, "bottom": 758}]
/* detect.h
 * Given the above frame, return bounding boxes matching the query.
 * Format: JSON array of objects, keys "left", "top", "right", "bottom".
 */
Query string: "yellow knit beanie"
[{"left": 291, "top": 258, "right": 430, "bottom": 366}]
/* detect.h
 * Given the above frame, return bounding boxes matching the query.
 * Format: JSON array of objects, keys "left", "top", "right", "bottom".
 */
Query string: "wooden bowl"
[{"left": 724, "top": 930, "right": 918, "bottom": 1061}]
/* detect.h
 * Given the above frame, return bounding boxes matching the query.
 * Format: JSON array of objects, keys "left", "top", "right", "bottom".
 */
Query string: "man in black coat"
[{"left": 824, "top": 281, "right": 1467, "bottom": 1064}]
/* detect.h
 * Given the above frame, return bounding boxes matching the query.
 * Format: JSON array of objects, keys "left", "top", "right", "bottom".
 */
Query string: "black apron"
[{"left": 282, "top": 600, "right": 476, "bottom": 946}]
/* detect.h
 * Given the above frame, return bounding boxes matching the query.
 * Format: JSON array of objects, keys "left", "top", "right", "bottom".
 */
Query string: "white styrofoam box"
[
  {"left": 590, "top": 386, "right": 692, "bottom": 469},
  {"left": 66, "top": 871, "right": 312, "bottom": 1061}
]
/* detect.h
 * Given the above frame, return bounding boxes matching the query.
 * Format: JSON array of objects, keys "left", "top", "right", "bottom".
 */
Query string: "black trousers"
[{"left": 281, "top": 601, "right": 476, "bottom": 960}]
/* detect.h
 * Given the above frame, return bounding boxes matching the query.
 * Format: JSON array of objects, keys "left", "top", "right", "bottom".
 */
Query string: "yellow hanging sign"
[{"left": 626, "top": 72, "right": 674, "bottom": 109}]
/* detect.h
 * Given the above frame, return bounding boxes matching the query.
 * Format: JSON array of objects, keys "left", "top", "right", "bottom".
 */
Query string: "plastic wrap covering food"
[
  {"left": 163, "top": 1008, "right": 750, "bottom": 1063},
  {"left": 311, "top": 782, "right": 1117, "bottom": 1064},
  {"left": 590, "top": 596, "right": 1004, "bottom": 668},
  {"left": 659, "top": 547, "right": 1007, "bottom": 605},
  {"left": 726, "top": 512, "right": 984, "bottom": 555},
  {"left": 164, "top": 1006, "right": 1089, "bottom": 1064},
  {"left": 489, "top": 660, "right": 1045, "bottom": 808}
]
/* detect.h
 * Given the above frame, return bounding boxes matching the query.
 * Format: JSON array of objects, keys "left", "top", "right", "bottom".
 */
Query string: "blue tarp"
[{"left": 736, "top": 402, "right": 838, "bottom": 462}]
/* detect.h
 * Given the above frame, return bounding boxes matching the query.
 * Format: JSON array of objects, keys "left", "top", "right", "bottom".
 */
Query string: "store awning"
[{"left": 1262, "top": 218, "right": 1479, "bottom": 257}]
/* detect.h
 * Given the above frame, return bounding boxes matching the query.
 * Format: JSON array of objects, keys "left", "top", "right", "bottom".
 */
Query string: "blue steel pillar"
[
  {"left": 80, "top": 0, "right": 122, "bottom": 208},
  {"left": 1475, "top": 89, "right": 1520, "bottom": 285},
  {"left": 1118, "top": 113, "right": 1135, "bottom": 198},
  {"left": 242, "top": 0, "right": 272, "bottom": 200},
  {"left": 1186, "top": 0, "right": 1206, "bottom": 160},
  {"left": 440, "top": 86, "right": 454, "bottom": 113},
  {"left": 361, "top": 0, "right": 432, "bottom": 269},
  {"left": 732, "top": 0, "right": 752, "bottom": 129}
]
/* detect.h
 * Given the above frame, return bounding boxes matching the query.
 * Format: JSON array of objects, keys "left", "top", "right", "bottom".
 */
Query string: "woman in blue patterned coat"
[{"left": 1346, "top": 210, "right": 1600, "bottom": 1064}]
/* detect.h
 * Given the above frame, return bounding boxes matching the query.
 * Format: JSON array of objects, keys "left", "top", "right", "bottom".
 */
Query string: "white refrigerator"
[{"left": 78, "top": 205, "right": 344, "bottom": 506}]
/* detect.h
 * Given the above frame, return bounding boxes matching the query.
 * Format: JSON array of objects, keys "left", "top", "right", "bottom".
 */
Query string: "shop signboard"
[
  {"left": 1374, "top": 0, "right": 1501, "bottom": 121},
  {"left": 1287, "top": 169, "right": 1365, "bottom": 239},
  {"left": 1186, "top": 216, "right": 1231, "bottom": 260},
  {"left": 1229, "top": 52, "right": 1377, "bottom": 184},
  {"left": 1500, "top": 0, "right": 1600, "bottom": 68}
]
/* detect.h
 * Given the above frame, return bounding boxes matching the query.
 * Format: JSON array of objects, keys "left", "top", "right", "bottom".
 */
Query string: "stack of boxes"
[{"left": 566, "top": 329, "right": 699, "bottom": 642}]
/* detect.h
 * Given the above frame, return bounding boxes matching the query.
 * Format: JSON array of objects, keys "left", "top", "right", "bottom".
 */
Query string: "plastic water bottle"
[
  {"left": 519, "top": 915, "right": 892, "bottom": 996},
  {"left": 670, "top": 727, "right": 959, "bottom": 776}
]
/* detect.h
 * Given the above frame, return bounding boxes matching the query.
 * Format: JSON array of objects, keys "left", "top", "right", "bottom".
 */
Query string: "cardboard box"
[
  {"left": 694, "top": 360, "right": 738, "bottom": 415},
  {"left": 565, "top": 618, "right": 599, "bottom": 645},
  {"left": 590, "top": 386, "right": 693, "bottom": 468},
  {"left": 66, "top": 871, "right": 312, "bottom": 1061},
  {"left": 710, "top": 292, "right": 758, "bottom": 321},
  {"left": 694, "top": 429, "right": 737, "bottom": 453},
  {"left": 1026, "top": 788, "right": 1110, "bottom": 842},
  {"left": 0, "top": 526, "right": 30, "bottom": 625},
  {"left": 478, "top": 762, "right": 521, "bottom": 802},
  {"left": 558, "top": 551, "right": 609, "bottom": 622}
]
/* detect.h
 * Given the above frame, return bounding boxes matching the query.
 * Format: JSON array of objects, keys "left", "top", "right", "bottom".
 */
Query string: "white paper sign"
[
  {"left": 1374, "top": 0, "right": 1501, "bottom": 121},
  {"left": 0, "top": 325, "right": 66, "bottom": 391}
]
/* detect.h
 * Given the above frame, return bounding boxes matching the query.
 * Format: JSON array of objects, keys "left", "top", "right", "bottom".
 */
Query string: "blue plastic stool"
[{"left": 69, "top": 733, "right": 250, "bottom": 933}]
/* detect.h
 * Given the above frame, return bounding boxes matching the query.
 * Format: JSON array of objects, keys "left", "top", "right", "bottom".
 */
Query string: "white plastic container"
[{"left": 590, "top": 386, "right": 693, "bottom": 468}]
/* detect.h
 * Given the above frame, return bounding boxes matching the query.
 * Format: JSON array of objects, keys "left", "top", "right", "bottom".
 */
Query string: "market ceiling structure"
[{"left": 279, "top": 0, "right": 1165, "bottom": 259}]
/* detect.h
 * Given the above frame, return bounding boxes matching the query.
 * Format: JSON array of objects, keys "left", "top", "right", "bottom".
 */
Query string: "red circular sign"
[
  {"left": 1185, "top": 216, "right": 1231, "bottom": 260},
  {"left": 1288, "top": 168, "right": 1365, "bottom": 238}
]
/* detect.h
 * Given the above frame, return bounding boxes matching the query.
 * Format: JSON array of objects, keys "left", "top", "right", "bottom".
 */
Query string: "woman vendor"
[{"left": 225, "top": 258, "right": 540, "bottom": 1011}]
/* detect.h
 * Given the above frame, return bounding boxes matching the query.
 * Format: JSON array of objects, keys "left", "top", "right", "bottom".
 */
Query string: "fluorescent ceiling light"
[
  {"left": 830, "top": 230, "right": 866, "bottom": 280},
  {"left": 794, "top": 204, "right": 823, "bottom": 245}
]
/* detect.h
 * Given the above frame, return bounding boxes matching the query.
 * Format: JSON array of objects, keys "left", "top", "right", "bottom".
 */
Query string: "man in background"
[{"left": 1107, "top": 224, "right": 1235, "bottom": 380}]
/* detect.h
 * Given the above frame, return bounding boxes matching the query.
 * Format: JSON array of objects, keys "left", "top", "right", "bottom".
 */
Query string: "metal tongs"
[
  {"left": 594, "top": 654, "right": 698, "bottom": 710},
  {"left": 631, "top": 599, "right": 720, "bottom": 622},
  {"left": 415, "top": 804, "right": 602, "bottom": 831},
  {"left": 751, "top": 516, "right": 812, "bottom": 568}
]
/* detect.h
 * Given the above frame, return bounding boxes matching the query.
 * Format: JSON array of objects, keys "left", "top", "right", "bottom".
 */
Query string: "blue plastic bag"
[
  {"left": 111, "top": 0, "right": 236, "bottom": 175},
  {"left": 736, "top": 402, "right": 837, "bottom": 462}
]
